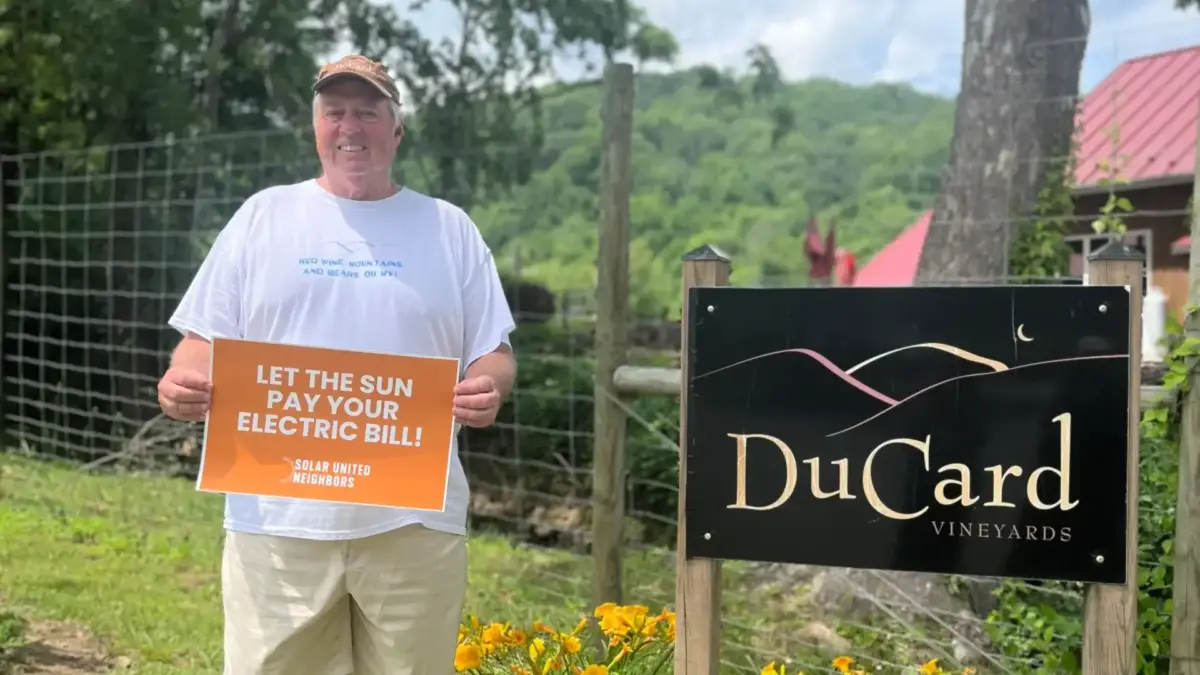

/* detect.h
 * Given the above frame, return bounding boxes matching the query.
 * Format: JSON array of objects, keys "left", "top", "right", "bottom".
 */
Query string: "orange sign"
[{"left": 197, "top": 337, "right": 461, "bottom": 511}]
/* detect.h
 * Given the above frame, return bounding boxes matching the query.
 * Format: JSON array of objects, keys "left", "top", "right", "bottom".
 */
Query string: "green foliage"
[
  {"left": 1090, "top": 123, "right": 1133, "bottom": 236},
  {"left": 470, "top": 68, "right": 955, "bottom": 318},
  {"left": 0, "top": 610, "right": 28, "bottom": 655},
  {"left": 1009, "top": 157, "right": 1074, "bottom": 279}
]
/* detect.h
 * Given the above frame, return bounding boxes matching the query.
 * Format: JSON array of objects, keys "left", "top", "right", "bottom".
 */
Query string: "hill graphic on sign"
[{"left": 693, "top": 341, "right": 1127, "bottom": 439}]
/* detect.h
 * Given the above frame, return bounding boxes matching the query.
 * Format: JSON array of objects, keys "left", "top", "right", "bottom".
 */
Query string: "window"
[{"left": 1064, "top": 230, "right": 1152, "bottom": 293}]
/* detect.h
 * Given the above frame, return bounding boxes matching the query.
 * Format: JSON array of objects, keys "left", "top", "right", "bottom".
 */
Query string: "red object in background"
[
  {"left": 804, "top": 216, "right": 858, "bottom": 286},
  {"left": 1073, "top": 45, "right": 1200, "bottom": 188},
  {"left": 804, "top": 216, "right": 838, "bottom": 283},
  {"left": 834, "top": 248, "right": 857, "bottom": 286},
  {"left": 852, "top": 210, "right": 932, "bottom": 287}
]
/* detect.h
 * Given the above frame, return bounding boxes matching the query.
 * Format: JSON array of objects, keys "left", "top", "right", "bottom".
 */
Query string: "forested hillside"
[{"left": 461, "top": 67, "right": 957, "bottom": 317}]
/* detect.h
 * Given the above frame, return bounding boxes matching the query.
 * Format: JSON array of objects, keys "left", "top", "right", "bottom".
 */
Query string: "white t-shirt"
[{"left": 169, "top": 179, "right": 516, "bottom": 540}]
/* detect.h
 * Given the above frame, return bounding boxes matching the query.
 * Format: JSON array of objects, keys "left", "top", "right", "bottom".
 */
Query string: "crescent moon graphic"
[{"left": 1016, "top": 324, "right": 1034, "bottom": 342}]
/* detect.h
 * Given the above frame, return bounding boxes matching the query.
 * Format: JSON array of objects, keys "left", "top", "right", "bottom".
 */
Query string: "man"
[{"left": 156, "top": 55, "right": 516, "bottom": 674}]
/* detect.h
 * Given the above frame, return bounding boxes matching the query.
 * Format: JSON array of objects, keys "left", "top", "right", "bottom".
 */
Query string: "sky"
[{"left": 404, "top": 0, "right": 1200, "bottom": 97}]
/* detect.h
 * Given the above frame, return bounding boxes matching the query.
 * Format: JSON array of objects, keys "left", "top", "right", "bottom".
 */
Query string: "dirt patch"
[{"left": 1, "top": 620, "right": 113, "bottom": 675}]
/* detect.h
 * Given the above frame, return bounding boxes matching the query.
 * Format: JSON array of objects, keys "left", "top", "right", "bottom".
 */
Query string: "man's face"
[{"left": 313, "top": 78, "right": 401, "bottom": 179}]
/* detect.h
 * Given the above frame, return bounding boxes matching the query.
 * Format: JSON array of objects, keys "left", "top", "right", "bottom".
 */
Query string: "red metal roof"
[
  {"left": 853, "top": 45, "right": 1200, "bottom": 286},
  {"left": 852, "top": 210, "right": 931, "bottom": 286},
  {"left": 1074, "top": 45, "right": 1200, "bottom": 187}
]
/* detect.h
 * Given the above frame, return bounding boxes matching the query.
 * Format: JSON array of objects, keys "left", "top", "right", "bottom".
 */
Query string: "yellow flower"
[
  {"left": 594, "top": 602, "right": 619, "bottom": 619},
  {"left": 482, "top": 622, "right": 508, "bottom": 644},
  {"left": 761, "top": 661, "right": 779, "bottom": 675},
  {"left": 558, "top": 634, "right": 582, "bottom": 654},
  {"left": 919, "top": 659, "right": 940, "bottom": 675},
  {"left": 529, "top": 637, "right": 547, "bottom": 660},
  {"left": 572, "top": 617, "right": 589, "bottom": 635},
  {"left": 657, "top": 609, "right": 676, "bottom": 642},
  {"left": 599, "top": 611, "right": 628, "bottom": 636},
  {"left": 581, "top": 666, "right": 609, "bottom": 675},
  {"left": 832, "top": 656, "right": 854, "bottom": 673},
  {"left": 455, "top": 644, "right": 481, "bottom": 672}
]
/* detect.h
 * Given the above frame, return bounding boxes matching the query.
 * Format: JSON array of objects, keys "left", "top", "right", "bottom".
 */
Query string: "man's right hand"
[{"left": 158, "top": 367, "right": 213, "bottom": 421}]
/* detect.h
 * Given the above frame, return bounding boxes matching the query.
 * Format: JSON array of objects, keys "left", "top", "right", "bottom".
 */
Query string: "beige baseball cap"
[{"left": 313, "top": 55, "right": 401, "bottom": 105}]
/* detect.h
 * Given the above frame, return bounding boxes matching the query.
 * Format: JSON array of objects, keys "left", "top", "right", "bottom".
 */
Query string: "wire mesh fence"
[{"left": 0, "top": 26, "right": 1195, "bottom": 675}]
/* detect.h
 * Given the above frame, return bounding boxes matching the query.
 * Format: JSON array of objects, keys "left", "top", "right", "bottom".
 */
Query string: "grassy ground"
[{"left": 2, "top": 452, "right": 849, "bottom": 675}]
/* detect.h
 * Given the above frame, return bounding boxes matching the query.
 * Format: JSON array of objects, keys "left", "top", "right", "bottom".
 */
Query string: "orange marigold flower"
[{"left": 832, "top": 656, "right": 854, "bottom": 673}]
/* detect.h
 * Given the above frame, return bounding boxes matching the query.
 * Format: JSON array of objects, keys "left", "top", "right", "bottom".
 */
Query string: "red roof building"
[{"left": 854, "top": 45, "right": 1200, "bottom": 319}]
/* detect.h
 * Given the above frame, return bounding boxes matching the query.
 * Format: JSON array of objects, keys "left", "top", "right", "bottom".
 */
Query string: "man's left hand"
[{"left": 453, "top": 375, "right": 502, "bottom": 428}]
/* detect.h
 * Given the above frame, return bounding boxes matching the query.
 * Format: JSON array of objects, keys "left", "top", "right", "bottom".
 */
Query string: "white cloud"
[
  {"left": 634, "top": 0, "right": 1200, "bottom": 95},
  {"left": 394, "top": 0, "right": 1200, "bottom": 96}
]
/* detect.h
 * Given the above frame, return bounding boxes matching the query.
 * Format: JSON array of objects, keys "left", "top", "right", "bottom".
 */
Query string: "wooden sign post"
[
  {"left": 1081, "top": 240, "right": 1144, "bottom": 675},
  {"left": 675, "top": 244, "right": 731, "bottom": 675}
]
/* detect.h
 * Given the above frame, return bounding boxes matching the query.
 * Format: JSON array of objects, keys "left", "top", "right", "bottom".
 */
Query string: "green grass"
[
  {"left": 0, "top": 454, "right": 725, "bottom": 673},
  {"left": 0, "top": 452, "right": 942, "bottom": 675}
]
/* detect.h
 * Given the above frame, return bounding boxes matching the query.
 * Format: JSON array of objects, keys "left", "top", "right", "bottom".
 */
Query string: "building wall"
[{"left": 1067, "top": 182, "right": 1192, "bottom": 320}]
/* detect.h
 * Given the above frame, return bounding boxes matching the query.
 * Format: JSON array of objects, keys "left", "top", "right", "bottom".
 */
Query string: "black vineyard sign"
[{"left": 683, "top": 285, "right": 1131, "bottom": 584}]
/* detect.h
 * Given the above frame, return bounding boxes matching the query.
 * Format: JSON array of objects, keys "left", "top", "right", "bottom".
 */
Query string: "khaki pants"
[{"left": 221, "top": 524, "right": 467, "bottom": 675}]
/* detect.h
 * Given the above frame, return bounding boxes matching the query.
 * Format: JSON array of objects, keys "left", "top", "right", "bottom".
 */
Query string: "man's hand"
[
  {"left": 158, "top": 366, "right": 213, "bottom": 422},
  {"left": 453, "top": 375, "right": 502, "bottom": 428}
]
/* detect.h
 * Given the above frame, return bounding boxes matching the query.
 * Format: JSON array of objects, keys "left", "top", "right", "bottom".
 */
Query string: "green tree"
[
  {"left": 746, "top": 43, "right": 783, "bottom": 101},
  {"left": 353, "top": 0, "right": 679, "bottom": 207}
]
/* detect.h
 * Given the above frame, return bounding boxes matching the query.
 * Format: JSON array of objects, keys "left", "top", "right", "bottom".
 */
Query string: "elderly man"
[{"left": 156, "top": 55, "right": 516, "bottom": 674}]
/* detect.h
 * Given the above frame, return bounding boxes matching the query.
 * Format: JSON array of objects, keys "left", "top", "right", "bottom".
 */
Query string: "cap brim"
[{"left": 313, "top": 72, "right": 395, "bottom": 101}]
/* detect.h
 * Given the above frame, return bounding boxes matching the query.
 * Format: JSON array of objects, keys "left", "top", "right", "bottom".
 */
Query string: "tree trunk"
[{"left": 915, "top": 0, "right": 1090, "bottom": 283}]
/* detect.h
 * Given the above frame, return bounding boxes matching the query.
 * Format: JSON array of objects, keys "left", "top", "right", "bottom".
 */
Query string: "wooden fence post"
[
  {"left": 1081, "top": 240, "right": 1144, "bottom": 675},
  {"left": 1169, "top": 110, "right": 1200, "bottom": 675},
  {"left": 592, "top": 61, "right": 634, "bottom": 608},
  {"left": 675, "top": 245, "right": 730, "bottom": 675}
]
